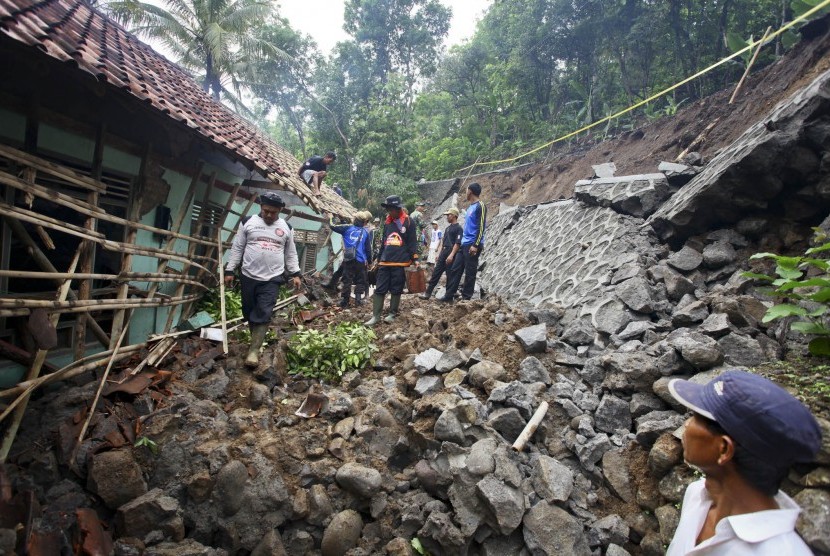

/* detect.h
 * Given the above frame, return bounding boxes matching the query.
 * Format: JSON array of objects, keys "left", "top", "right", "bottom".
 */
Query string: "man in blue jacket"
[
  {"left": 329, "top": 211, "right": 373, "bottom": 307},
  {"left": 440, "top": 183, "right": 487, "bottom": 302}
]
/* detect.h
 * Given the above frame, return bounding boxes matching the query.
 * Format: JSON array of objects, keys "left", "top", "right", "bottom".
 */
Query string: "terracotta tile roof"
[{"left": 0, "top": 0, "right": 354, "bottom": 217}]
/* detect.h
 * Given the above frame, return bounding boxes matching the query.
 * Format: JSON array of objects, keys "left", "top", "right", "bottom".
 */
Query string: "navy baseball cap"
[{"left": 668, "top": 370, "right": 822, "bottom": 467}]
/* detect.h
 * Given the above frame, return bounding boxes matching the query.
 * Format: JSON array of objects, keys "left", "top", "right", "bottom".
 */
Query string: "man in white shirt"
[
  {"left": 224, "top": 192, "right": 301, "bottom": 367},
  {"left": 666, "top": 370, "right": 822, "bottom": 555}
]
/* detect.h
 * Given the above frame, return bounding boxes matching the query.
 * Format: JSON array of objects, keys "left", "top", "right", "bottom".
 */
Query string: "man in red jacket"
[{"left": 365, "top": 195, "right": 418, "bottom": 326}]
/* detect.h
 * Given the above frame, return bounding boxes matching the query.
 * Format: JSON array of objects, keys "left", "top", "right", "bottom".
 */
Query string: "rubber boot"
[
  {"left": 384, "top": 294, "right": 401, "bottom": 323},
  {"left": 355, "top": 293, "right": 364, "bottom": 306},
  {"left": 364, "top": 295, "right": 384, "bottom": 327},
  {"left": 419, "top": 289, "right": 432, "bottom": 300},
  {"left": 245, "top": 324, "right": 268, "bottom": 367},
  {"left": 339, "top": 296, "right": 349, "bottom": 308}
]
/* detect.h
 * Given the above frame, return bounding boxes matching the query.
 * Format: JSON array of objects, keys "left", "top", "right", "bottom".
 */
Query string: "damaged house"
[{"left": 0, "top": 0, "right": 355, "bottom": 458}]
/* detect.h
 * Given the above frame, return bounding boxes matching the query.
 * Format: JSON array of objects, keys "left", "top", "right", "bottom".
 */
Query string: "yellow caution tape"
[{"left": 453, "top": 0, "right": 830, "bottom": 176}]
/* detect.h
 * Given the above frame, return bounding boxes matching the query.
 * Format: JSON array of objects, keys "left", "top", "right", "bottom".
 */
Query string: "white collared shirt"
[{"left": 667, "top": 479, "right": 813, "bottom": 556}]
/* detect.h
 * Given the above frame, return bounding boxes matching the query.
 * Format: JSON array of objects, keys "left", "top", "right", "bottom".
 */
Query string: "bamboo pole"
[
  {"left": 0, "top": 270, "right": 209, "bottom": 289},
  {"left": 729, "top": 27, "right": 772, "bottom": 104},
  {"left": 70, "top": 316, "right": 131, "bottom": 468},
  {"left": 511, "top": 401, "right": 548, "bottom": 451},
  {"left": 0, "top": 170, "right": 213, "bottom": 247},
  {"left": 0, "top": 204, "right": 214, "bottom": 272},
  {"left": 164, "top": 173, "right": 217, "bottom": 333},
  {"left": 217, "top": 228, "right": 228, "bottom": 355},
  {"left": 0, "top": 293, "right": 201, "bottom": 309},
  {"left": 1, "top": 216, "right": 111, "bottom": 348},
  {"left": 0, "top": 143, "right": 106, "bottom": 192},
  {"left": 0, "top": 247, "right": 81, "bottom": 462},
  {"left": 0, "top": 342, "right": 145, "bottom": 400},
  {"left": 0, "top": 294, "right": 200, "bottom": 318}
]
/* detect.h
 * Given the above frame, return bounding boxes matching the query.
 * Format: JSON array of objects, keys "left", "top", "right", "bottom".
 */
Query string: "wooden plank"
[{"left": 0, "top": 143, "right": 107, "bottom": 193}]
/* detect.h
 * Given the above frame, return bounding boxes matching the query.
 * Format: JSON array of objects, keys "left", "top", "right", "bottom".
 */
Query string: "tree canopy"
[{"left": 102, "top": 0, "right": 823, "bottom": 207}]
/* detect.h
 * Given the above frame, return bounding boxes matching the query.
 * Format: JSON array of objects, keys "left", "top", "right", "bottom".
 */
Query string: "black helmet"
[{"left": 259, "top": 191, "right": 285, "bottom": 207}]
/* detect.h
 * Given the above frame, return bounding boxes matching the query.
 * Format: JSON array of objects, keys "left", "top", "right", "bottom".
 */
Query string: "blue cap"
[{"left": 669, "top": 370, "right": 822, "bottom": 467}]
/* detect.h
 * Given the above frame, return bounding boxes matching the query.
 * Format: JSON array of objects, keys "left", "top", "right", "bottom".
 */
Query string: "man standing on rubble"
[
  {"left": 224, "top": 192, "right": 302, "bottom": 367},
  {"left": 365, "top": 195, "right": 418, "bottom": 326},
  {"left": 439, "top": 183, "right": 487, "bottom": 302},
  {"left": 329, "top": 211, "right": 373, "bottom": 308},
  {"left": 420, "top": 208, "right": 462, "bottom": 300}
]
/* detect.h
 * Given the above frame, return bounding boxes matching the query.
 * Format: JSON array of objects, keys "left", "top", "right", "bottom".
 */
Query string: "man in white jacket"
[{"left": 224, "top": 192, "right": 301, "bottom": 367}]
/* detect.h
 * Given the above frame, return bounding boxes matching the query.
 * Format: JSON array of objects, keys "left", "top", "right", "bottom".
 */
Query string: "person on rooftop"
[
  {"left": 297, "top": 151, "right": 336, "bottom": 196},
  {"left": 666, "top": 369, "right": 822, "bottom": 555}
]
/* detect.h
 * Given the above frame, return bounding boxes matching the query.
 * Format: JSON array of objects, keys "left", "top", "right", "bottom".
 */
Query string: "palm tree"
[{"left": 103, "top": 0, "right": 281, "bottom": 107}]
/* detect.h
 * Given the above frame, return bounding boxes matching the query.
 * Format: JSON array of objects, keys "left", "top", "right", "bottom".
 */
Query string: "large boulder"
[
  {"left": 321, "top": 510, "right": 363, "bottom": 556},
  {"left": 335, "top": 463, "right": 382, "bottom": 499},
  {"left": 87, "top": 449, "right": 147, "bottom": 510},
  {"left": 522, "top": 501, "right": 591, "bottom": 556}
]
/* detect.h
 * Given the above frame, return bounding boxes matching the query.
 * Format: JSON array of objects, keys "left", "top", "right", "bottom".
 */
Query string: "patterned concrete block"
[{"left": 574, "top": 174, "right": 671, "bottom": 218}]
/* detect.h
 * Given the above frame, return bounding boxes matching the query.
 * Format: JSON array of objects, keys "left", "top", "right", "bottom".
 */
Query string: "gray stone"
[
  {"left": 699, "top": 313, "right": 732, "bottom": 337},
  {"left": 575, "top": 433, "right": 613, "bottom": 468},
  {"left": 469, "top": 360, "right": 508, "bottom": 388},
  {"left": 655, "top": 505, "right": 680, "bottom": 545},
  {"left": 518, "top": 356, "right": 552, "bottom": 385},
  {"left": 658, "top": 467, "right": 696, "bottom": 503},
  {"left": 531, "top": 455, "right": 574, "bottom": 503},
  {"left": 594, "top": 299, "right": 635, "bottom": 335},
  {"left": 488, "top": 381, "right": 535, "bottom": 420},
  {"left": 574, "top": 173, "right": 671, "bottom": 218},
  {"left": 648, "top": 433, "right": 683, "bottom": 478},
  {"left": 414, "top": 376, "right": 443, "bottom": 396},
  {"left": 635, "top": 410, "right": 686, "bottom": 447},
  {"left": 601, "top": 352, "right": 661, "bottom": 392},
  {"left": 115, "top": 488, "right": 183, "bottom": 542},
  {"left": 87, "top": 449, "right": 148, "bottom": 510},
  {"left": 718, "top": 333, "right": 766, "bottom": 366},
  {"left": 795, "top": 488, "right": 830, "bottom": 553},
  {"left": 414, "top": 348, "right": 444, "bottom": 373},
  {"left": 630, "top": 392, "right": 666, "bottom": 419},
  {"left": 594, "top": 395, "right": 632, "bottom": 434},
  {"left": 335, "top": 463, "right": 382, "bottom": 499},
  {"left": 251, "top": 530, "right": 287, "bottom": 556},
  {"left": 667, "top": 330, "right": 723, "bottom": 369},
  {"left": 592, "top": 162, "right": 617, "bottom": 178},
  {"left": 816, "top": 417, "right": 830, "bottom": 465},
  {"left": 467, "top": 438, "right": 497, "bottom": 475},
  {"left": 522, "top": 502, "right": 591, "bottom": 556},
  {"left": 418, "top": 511, "right": 466, "bottom": 551},
  {"left": 143, "top": 540, "right": 221, "bottom": 556},
  {"left": 606, "top": 544, "right": 632, "bottom": 556},
  {"left": 214, "top": 460, "right": 248, "bottom": 516},
  {"left": 476, "top": 475, "right": 525, "bottom": 535},
  {"left": 515, "top": 324, "right": 548, "bottom": 353},
  {"left": 617, "top": 277, "right": 655, "bottom": 313},
  {"left": 671, "top": 299, "right": 709, "bottom": 327},
  {"left": 195, "top": 369, "right": 229, "bottom": 399},
  {"left": 703, "top": 241, "right": 737, "bottom": 269},
  {"left": 528, "top": 307, "right": 565, "bottom": 326},
  {"left": 435, "top": 348, "right": 467, "bottom": 373},
  {"left": 467, "top": 348, "right": 484, "bottom": 365},
  {"left": 592, "top": 514, "right": 630, "bottom": 547},
  {"left": 618, "top": 320, "right": 656, "bottom": 341},
  {"left": 667, "top": 246, "right": 703, "bottom": 272},
  {"left": 308, "top": 484, "right": 334, "bottom": 526},
  {"left": 602, "top": 450, "right": 634, "bottom": 503},
  {"left": 561, "top": 319, "right": 595, "bottom": 346},
  {"left": 480, "top": 530, "right": 526, "bottom": 556},
  {"left": 321, "top": 509, "right": 363, "bottom": 556},
  {"left": 710, "top": 295, "right": 768, "bottom": 327},
  {"left": 443, "top": 368, "right": 467, "bottom": 388},
  {"left": 434, "top": 410, "right": 466, "bottom": 444},
  {"left": 487, "top": 408, "right": 527, "bottom": 443},
  {"left": 248, "top": 383, "right": 270, "bottom": 409}
]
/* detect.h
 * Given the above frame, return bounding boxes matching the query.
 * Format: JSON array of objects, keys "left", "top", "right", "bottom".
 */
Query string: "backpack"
[{"left": 344, "top": 228, "right": 365, "bottom": 261}]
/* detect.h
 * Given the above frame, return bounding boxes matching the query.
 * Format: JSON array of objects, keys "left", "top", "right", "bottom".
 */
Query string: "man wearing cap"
[
  {"left": 440, "top": 182, "right": 487, "bottom": 302},
  {"left": 427, "top": 220, "right": 443, "bottom": 265},
  {"left": 297, "top": 151, "right": 336, "bottom": 196},
  {"left": 328, "top": 211, "right": 373, "bottom": 307},
  {"left": 365, "top": 195, "right": 418, "bottom": 326},
  {"left": 666, "top": 370, "right": 821, "bottom": 555},
  {"left": 420, "top": 208, "right": 462, "bottom": 300},
  {"left": 225, "top": 192, "right": 302, "bottom": 367}
]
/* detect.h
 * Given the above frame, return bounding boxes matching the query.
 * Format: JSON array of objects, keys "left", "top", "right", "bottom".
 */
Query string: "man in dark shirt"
[
  {"left": 298, "top": 151, "right": 336, "bottom": 196},
  {"left": 440, "top": 182, "right": 487, "bottom": 302},
  {"left": 420, "top": 207, "right": 463, "bottom": 300}
]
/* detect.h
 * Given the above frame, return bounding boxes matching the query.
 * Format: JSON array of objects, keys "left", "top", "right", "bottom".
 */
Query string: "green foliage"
[
  {"left": 744, "top": 237, "right": 830, "bottom": 356},
  {"left": 135, "top": 436, "right": 159, "bottom": 455},
  {"left": 411, "top": 537, "right": 431, "bottom": 556},
  {"left": 197, "top": 287, "right": 243, "bottom": 321},
  {"left": 286, "top": 322, "right": 378, "bottom": 383}
]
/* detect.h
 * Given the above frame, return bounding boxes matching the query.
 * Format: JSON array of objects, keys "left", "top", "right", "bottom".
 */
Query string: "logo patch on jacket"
[
  {"left": 386, "top": 233, "right": 403, "bottom": 247},
  {"left": 275, "top": 229, "right": 285, "bottom": 237}
]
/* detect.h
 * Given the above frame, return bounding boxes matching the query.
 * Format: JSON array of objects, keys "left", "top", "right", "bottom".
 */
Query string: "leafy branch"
[{"left": 286, "top": 322, "right": 377, "bottom": 383}]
